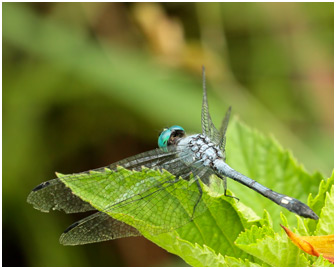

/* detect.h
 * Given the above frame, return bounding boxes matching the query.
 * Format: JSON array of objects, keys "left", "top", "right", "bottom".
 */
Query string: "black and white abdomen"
[{"left": 176, "top": 134, "right": 223, "bottom": 167}]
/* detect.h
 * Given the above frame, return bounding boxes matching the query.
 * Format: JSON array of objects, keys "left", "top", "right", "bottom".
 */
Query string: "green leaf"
[
  {"left": 58, "top": 167, "right": 213, "bottom": 235},
  {"left": 150, "top": 240, "right": 264, "bottom": 267},
  {"left": 235, "top": 225, "right": 311, "bottom": 266},
  {"left": 142, "top": 188, "right": 260, "bottom": 263},
  {"left": 235, "top": 173, "right": 333, "bottom": 267},
  {"left": 58, "top": 167, "right": 260, "bottom": 264},
  {"left": 315, "top": 183, "right": 334, "bottom": 235},
  {"left": 312, "top": 255, "right": 335, "bottom": 267},
  {"left": 305, "top": 173, "right": 334, "bottom": 234}
]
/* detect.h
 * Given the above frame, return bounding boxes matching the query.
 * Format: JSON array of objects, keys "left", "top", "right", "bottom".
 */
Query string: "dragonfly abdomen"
[{"left": 213, "top": 160, "right": 318, "bottom": 220}]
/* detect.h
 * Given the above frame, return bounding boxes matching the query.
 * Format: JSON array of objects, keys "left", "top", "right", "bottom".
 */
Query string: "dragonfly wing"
[
  {"left": 98, "top": 165, "right": 212, "bottom": 236},
  {"left": 201, "top": 66, "right": 221, "bottom": 145},
  {"left": 27, "top": 148, "right": 187, "bottom": 214},
  {"left": 28, "top": 147, "right": 213, "bottom": 241},
  {"left": 56, "top": 149, "right": 212, "bottom": 237},
  {"left": 27, "top": 178, "right": 95, "bottom": 213},
  {"left": 60, "top": 212, "right": 141, "bottom": 245},
  {"left": 218, "top": 106, "right": 232, "bottom": 159},
  {"left": 105, "top": 148, "right": 183, "bottom": 172}
]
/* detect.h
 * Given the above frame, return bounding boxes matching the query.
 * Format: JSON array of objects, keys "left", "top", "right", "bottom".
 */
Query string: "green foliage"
[
  {"left": 313, "top": 256, "right": 335, "bottom": 267},
  {"left": 313, "top": 180, "right": 334, "bottom": 236},
  {"left": 236, "top": 225, "right": 310, "bottom": 267},
  {"left": 306, "top": 174, "right": 334, "bottom": 234},
  {"left": 59, "top": 118, "right": 334, "bottom": 267}
]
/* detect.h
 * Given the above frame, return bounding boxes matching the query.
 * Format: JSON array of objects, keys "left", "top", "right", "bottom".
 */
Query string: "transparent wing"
[
  {"left": 28, "top": 145, "right": 214, "bottom": 245},
  {"left": 218, "top": 106, "right": 232, "bottom": 159},
  {"left": 27, "top": 178, "right": 96, "bottom": 213},
  {"left": 58, "top": 159, "right": 212, "bottom": 237},
  {"left": 201, "top": 66, "right": 222, "bottom": 145},
  {"left": 60, "top": 212, "right": 141, "bottom": 245},
  {"left": 201, "top": 67, "right": 232, "bottom": 158},
  {"left": 27, "top": 147, "right": 185, "bottom": 214}
]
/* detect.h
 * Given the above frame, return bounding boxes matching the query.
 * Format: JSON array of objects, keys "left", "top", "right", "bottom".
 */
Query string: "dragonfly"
[{"left": 27, "top": 67, "right": 318, "bottom": 246}]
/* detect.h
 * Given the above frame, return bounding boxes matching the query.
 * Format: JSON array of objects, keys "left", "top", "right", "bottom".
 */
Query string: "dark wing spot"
[
  {"left": 32, "top": 181, "right": 51, "bottom": 191},
  {"left": 63, "top": 221, "right": 80, "bottom": 234}
]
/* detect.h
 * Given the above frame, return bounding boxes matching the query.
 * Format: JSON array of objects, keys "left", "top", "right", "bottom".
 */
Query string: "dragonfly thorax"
[{"left": 176, "top": 134, "right": 223, "bottom": 167}]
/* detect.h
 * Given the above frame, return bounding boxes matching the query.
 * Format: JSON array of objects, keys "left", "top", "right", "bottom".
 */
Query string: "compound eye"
[
  {"left": 169, "top": 125, "right": 185, "bottom": 133},
  {"left": 158, "top": 128, "right": 171, "bottom": 151}
]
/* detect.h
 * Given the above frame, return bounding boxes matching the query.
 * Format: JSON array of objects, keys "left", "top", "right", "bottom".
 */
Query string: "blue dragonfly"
[{"left": 27, "top": 67, "right": 318, "bottom": 245}]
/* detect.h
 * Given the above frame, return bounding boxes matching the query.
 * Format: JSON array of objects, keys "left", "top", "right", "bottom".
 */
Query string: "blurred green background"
[{"left": 3, "top": 2, "right": 333, "bottom": 267}]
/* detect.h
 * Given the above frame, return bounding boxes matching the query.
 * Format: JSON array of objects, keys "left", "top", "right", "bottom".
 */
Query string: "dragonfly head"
[{"left": 158, "top": 125, "right": 185, "bottom": 151}]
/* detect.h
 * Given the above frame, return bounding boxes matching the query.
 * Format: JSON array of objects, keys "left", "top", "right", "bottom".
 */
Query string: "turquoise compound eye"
[
  {"left": 169, "top": 125, "right": 184, "bottom": 132},
  {"left": 158, "top": 126, "right": 185, "bottom": 151},
  {"left": 158, "top": 128, "right": 171, "bottom": 150}
]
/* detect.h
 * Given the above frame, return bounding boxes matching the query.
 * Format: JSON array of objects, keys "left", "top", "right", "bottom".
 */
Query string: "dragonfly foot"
[{"left": 224, "top": 190, "right": 240, "bottom": 201}]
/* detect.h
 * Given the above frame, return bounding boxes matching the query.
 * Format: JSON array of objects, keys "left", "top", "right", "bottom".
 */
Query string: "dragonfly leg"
[
  {"left": 221, "top": 175, "right": 239, "bottom": 201},
  {"left": 192, "top": 180, "right": 203, "bottom": 219}
]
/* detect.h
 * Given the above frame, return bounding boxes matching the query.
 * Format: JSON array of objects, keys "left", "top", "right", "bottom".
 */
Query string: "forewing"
[
  {"left": 27, "top": 178, "right": 95, "bottom": 213},
  {"left": 27, "top": 147, "right": 182, "bottom": 214},
  {"left": 28, "top": 146, "right": 214, "bottom": 242},
  {"left": 201, "top": 66, "right": 221, "bottom": 145}
]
